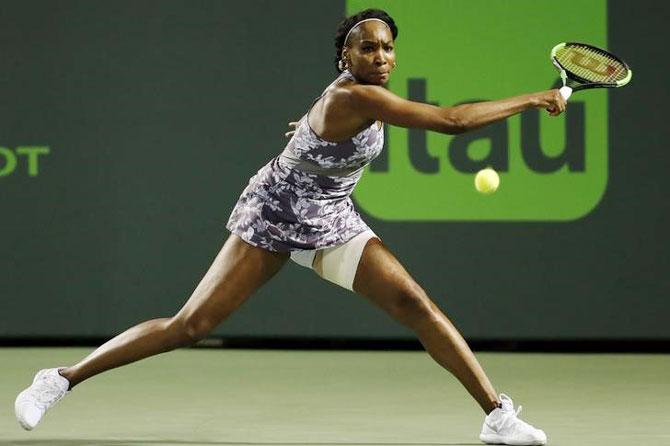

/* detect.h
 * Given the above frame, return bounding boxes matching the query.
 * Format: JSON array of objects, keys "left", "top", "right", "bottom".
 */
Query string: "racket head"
[{"left": 551, "top": 42, "right": 632, "bottom": 91}]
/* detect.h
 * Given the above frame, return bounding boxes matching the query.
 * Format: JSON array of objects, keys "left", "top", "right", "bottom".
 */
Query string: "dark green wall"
[{"left": 1, "top": 0, "right": 667, "bottom": 340}]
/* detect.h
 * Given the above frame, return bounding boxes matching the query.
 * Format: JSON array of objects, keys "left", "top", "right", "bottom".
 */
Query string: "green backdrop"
[{"left": 1, "top": 0, "right": 667, "bottom": 341}]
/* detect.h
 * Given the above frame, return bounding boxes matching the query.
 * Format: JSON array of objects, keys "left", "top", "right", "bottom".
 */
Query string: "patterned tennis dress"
[{"left": 226, "top": 70, "right": 384, "bottom": 252}]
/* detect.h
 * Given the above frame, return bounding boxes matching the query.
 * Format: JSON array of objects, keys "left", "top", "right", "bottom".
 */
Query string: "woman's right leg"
[{"left": 59, "top": 233, "right": 288, "bottom": 388}]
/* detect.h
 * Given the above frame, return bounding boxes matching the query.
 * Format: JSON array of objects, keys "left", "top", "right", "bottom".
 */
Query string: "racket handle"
[{"left": 559, "top": 86, "right": 573, "bottom": 101}]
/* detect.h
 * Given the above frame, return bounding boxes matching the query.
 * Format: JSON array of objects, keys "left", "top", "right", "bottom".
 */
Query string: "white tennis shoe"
[
  {"left": 480, "top": 394, "right": 547, "bottom": 445},
  {"left": 15, "top": 368, "right": 70, "bottom": 430}
]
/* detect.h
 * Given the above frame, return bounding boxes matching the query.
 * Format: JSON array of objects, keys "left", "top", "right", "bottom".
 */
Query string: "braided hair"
[{"left": 333, "top": 9, "right": 398, "bottom": 73}]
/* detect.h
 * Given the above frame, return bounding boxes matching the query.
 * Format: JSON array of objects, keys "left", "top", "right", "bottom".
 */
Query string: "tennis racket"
[{"left": 550, "top": 42, "right": 632, "bottom": 102}]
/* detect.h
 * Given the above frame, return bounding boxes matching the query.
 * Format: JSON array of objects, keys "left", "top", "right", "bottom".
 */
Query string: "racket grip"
[{"left": 559, "top": 86, "right": 573, "bottom": 101}]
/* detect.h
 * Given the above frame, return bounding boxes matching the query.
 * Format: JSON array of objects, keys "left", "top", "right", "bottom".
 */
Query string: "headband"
[{"left": 342, "top": 18, "right": 391, "bottom": 48}]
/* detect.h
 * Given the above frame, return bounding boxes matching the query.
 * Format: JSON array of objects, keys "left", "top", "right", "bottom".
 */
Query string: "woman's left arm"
[
  {"left": 448, "top": 90, "right": 566, "bottom": 131},
  {"left": 349, "top": 84, "right": 566, "bottom": 135}
]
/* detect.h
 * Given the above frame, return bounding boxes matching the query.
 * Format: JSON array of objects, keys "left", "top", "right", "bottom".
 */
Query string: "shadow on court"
[{"left": 1, "top": 441, "right": 482, "bottom": 446}]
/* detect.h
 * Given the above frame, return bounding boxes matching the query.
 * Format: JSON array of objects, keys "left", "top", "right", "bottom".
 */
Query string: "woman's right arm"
[{"left": 349, "top": 84, "right": 566, "bottom": 135}]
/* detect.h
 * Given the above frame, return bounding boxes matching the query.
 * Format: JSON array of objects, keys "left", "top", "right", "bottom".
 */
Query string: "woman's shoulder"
[
  {"left": 344, "top": 82, "right": 396, "bottom": 113},
  {"left": 322, "top": 83, "right": 356, "bottom": 108},
  {"left": 325, "top": 70, "right": 389, "bottom": 99},
  {"left": 324, "top": 76, "right": 387, "bottom": 108}
]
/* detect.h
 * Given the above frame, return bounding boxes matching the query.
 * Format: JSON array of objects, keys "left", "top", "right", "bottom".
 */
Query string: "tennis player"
[{"left": 16, "top": 9, "right": 564, "bottom": 446}]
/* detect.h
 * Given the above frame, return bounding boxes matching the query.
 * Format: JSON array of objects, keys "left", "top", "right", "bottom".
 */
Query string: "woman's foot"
[
  {"left": 480, "top": 394, "right": 547, "bottom": 445},
  {"left": 15, "top": 368, "right": 70, "bottom": 430}
]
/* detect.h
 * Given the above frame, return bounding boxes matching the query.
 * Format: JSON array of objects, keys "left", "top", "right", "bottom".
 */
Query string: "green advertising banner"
[{"left": 349, "top": 0, "right": 608, "bottom": 221}]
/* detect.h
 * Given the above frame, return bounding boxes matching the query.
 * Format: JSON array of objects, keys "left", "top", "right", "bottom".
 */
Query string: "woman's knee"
[
  {"left": 387, "top": 282, "right": 437, "bottom": 327},
  {"left": 167, "top": 315, "right": 216, "bottom": 347}
]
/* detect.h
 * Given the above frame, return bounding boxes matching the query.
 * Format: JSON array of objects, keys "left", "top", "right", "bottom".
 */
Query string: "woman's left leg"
[{"left": 352, "top": 238, "right": 499, "bottom": 414}]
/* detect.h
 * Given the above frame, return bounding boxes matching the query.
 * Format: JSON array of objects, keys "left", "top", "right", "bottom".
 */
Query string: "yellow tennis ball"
[{"left": 474, "top": 168, "right": 500, "bottom": 194}]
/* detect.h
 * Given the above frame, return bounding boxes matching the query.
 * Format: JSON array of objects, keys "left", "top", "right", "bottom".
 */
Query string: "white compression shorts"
[{"left": 289, "top": 229, "right": 379, "bottom": 291}]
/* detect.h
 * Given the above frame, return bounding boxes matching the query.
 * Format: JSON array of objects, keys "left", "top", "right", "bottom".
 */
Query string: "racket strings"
[{"left": 556, "top": 44, "right": 628, "bottom": 84}]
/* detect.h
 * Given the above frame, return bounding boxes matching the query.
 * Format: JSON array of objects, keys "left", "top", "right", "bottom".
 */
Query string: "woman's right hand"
[{"left": 532, "top": 89, "right": 567, "bottom": 116}]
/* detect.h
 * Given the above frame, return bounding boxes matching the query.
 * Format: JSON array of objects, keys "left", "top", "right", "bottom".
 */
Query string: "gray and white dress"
[{"left": 226, "top": 70, "right": 384, "bottom": 252}]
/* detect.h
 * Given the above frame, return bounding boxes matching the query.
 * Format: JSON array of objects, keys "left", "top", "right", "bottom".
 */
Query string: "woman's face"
[{"left": 344, "top": 21, "right": 396, "bottom": 85}]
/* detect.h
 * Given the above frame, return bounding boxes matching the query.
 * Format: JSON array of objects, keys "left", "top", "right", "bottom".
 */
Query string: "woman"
[{"left": 15, "top": 8, "right": 563, "bottom": 446}]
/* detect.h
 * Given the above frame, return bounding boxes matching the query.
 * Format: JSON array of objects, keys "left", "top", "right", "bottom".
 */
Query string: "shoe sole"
[
  {"left": 15, "top": 390, "right": 37, "bottom": 431},
  {"left": 480, "top": 433, "right": 546, "bottom": 445}
]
